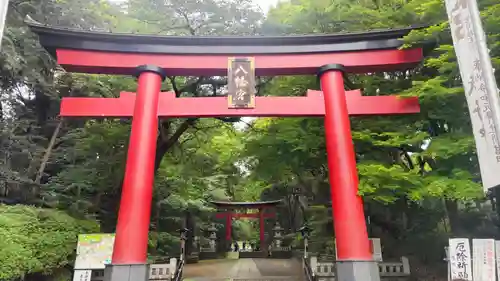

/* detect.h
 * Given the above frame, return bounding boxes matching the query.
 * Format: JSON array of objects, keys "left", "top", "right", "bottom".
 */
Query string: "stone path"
[{"left": 182, "top": 258, "right": 303, "bottom": 281}]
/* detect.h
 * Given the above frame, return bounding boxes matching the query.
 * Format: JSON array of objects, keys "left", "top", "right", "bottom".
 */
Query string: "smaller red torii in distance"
[
  {"left": 215, "top": 212, "right": 275, "bottom": 250},
  {"left": 211, "top": 200, "right": 280, "bottom": 251},
  {"left": 59, "top": 90, "right": 419, "bottom": 118}
]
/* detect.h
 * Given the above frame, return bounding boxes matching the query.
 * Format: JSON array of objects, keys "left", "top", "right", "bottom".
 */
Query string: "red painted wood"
[
  {"left": 55, "top": 48, "right": 423, "bottom": 76},
  {"left": 111, "top": 71, "right": 163, "bottom": 264},
  {"left": 320, "top": 70, "right": 372, "bottom": 260},
  {"left": 60, "top": 90, "right": 419, "bottom": 118},
  {"left": 259, "top": 210, "right": 265, "bottom": 250},
  {"left": 226, "top": 214, "right": 232, "bottom": 241}
]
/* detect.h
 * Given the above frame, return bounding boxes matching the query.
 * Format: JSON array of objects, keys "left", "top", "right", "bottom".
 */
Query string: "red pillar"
[
  {"left": 111, "top": 66, "right": 165, "bottom": 264},
  {"left": 259, "top": 209, "right": 265, "bottom": 250},
  {"left": 226, "top": 212, "right": 232, "bottom": 242},
  {"left": 319, "top": 64, "right": 372, "bottom": 261}
]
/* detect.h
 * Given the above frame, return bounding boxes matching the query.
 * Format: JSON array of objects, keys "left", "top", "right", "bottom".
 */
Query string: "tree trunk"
[
  {"left": 445, "top": 199, "right": 460, "bottom": 234},
  {"left": 35, "top": 118, "right": 63, "bottom": 184}
]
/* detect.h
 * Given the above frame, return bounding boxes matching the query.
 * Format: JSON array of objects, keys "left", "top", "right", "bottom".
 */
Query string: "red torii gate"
[
  {"left": 210, "top": 200, "right": 281, "bottom": 250},
  {"left": 28, "top": 18, "right": 427, "bottom": 281}
]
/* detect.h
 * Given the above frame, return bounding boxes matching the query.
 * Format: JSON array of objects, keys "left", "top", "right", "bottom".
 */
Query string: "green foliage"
[
  {"left": 260, "top": 0, "right": 500, "bottom": 202},
  {"left": 0, "top": 204, "right": 98, "bottom": 280}
]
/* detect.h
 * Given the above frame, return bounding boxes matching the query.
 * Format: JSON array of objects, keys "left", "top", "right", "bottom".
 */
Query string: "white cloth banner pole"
[
  {"left": 0, "top": 0, "right": 8, "bottom": 50},
  {"left": 443, "top": 0, "right": 500, "bottom": 191}
]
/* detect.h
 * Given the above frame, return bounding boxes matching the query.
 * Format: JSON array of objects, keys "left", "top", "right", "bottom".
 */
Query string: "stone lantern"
[
  {"left": 207, "top": 223, "right": 217, "bottom": 252},
  {"left": 273, "top": 222, "right": 284, "bottom": 249}
]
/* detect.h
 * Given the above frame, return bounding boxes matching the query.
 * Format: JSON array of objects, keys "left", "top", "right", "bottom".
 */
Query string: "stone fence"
[
  {"left": 309, "top": 256, "right": 410, "bottom": 281},
  {"left": 89, "top": 258, "right": 177, "bottom": 281}
]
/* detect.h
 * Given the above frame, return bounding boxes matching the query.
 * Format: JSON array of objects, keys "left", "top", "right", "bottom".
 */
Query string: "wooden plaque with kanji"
[{"left": 227, "top": 57, "right": 256, "bottom": 108}]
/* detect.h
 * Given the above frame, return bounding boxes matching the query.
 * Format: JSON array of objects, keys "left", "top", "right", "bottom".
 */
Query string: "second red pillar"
[{"left": 319, "top": 64, "right": 379, "bottom": 281}]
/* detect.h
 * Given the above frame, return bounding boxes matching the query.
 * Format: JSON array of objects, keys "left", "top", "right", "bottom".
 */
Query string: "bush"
[{"left": 0, "top": 204, "right": 99, "bottom": 280}]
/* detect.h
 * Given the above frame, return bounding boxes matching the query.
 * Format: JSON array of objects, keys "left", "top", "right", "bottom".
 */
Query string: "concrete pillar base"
[
  {"left": 104, "top": 264, "right": 149, "bottom": 281},
  {"left": 336, "top": 260, "right": 380, "bottom": 281}
]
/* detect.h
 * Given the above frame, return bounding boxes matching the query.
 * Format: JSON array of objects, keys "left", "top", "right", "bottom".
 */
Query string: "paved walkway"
[{"left": 182, "top": 258, "right": 303, "bottom": 281}]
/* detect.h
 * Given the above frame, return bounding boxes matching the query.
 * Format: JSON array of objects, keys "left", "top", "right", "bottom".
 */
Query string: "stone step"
[
  {"left": 232, "top": 277, "right": 302, "bottom": 281},
  {"left": 183, "top": 277, "right": 302, "bottom": 281}
]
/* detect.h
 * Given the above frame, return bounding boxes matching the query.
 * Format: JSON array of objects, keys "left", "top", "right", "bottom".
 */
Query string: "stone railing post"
[{"left": 401, "top": 257, "right": 410, "bottom": 274}]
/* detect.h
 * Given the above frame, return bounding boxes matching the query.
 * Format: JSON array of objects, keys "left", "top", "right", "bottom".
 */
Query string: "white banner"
[
  {"left": 472, "top": 239, "right": 496, "bottom": 281},
  {"left": 444, "top": 0, "right": 500, "bottom": 191},
  {"left": 0, "top": 0, "right": 7, "bottom": 50},
  {"left": 449, "top": 238, "right": 473, "bottom": 281},
  {"left": 495, "top": 241, "right": 500, "bottom": 281}
]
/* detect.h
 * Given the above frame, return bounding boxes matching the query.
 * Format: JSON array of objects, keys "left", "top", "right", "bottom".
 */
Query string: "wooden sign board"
[
  {"left": 75, "top": 233, "right": 115, "bottom": 270},
  {"left": 227, "top": 57, "right": 256, "bottom": 108}
]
